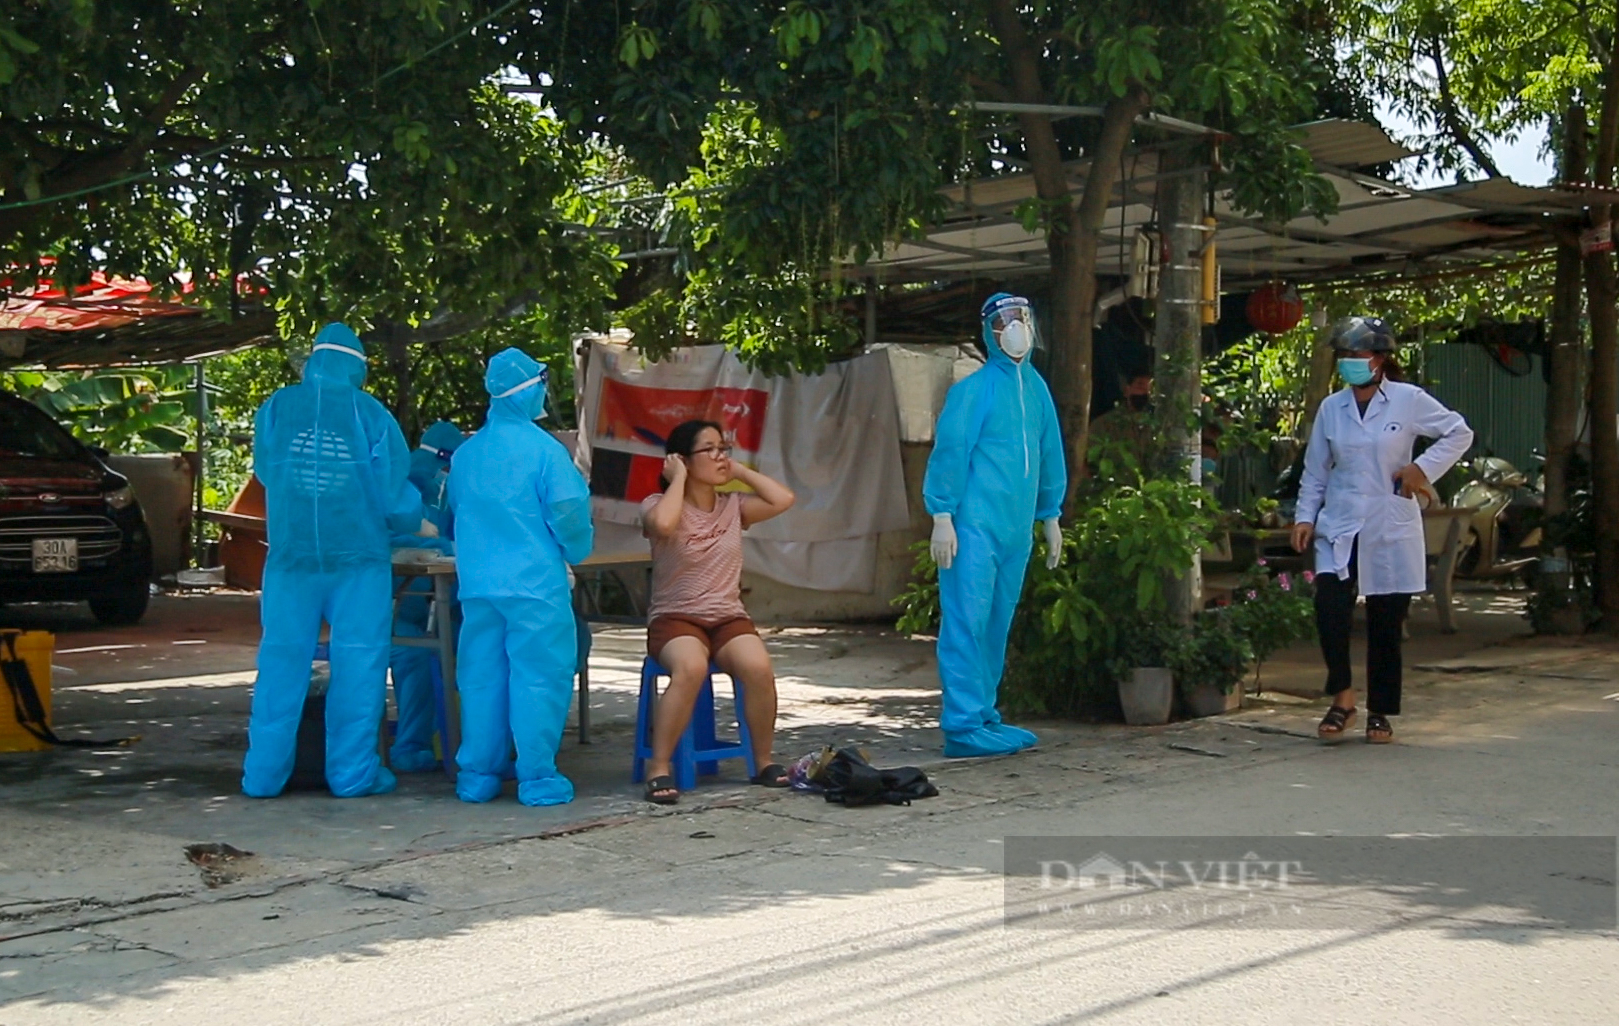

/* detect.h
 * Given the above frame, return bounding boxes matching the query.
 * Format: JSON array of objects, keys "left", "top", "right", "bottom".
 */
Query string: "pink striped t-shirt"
[{"left": 639, "top": 492, "right": 748, "bottom": 623}]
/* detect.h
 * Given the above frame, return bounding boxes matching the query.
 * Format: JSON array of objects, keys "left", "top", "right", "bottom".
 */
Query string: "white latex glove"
[
  {"left": 1043, "top": 517, "right": 1064, "bottom": 569},
  {"left": 930, "top": 513, "right": 958, "bottom": 570},
  {"left": 417, "top": 519, "right": 439, "bottom": 539}
]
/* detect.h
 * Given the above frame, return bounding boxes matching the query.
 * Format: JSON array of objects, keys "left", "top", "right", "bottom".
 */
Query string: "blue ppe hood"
[
  {"left": 980, "top": 292, "right": 1034, "bottom": 364},
  {"left": 485, "top": 348, "right": 550, "bottom": 423},
  {"left": 419, "top": 419, "right": 466, "bottom": 457},
  {"left": 303, "top": 323, "right": 368, "bottom": 387}
]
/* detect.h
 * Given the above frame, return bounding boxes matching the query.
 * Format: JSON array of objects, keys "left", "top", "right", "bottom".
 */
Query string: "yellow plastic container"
[{"left": 1, "top": 630, "right": 53, "bottom": 753}]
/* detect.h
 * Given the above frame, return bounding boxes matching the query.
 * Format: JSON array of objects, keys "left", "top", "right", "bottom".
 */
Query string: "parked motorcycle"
[{"left": 1452, "top": 456, "right": 1542, "bottom": 578}]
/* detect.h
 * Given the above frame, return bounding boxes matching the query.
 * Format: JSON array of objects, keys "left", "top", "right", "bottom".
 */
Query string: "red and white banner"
[{"left": 575, "top": 337, "right": 911, "bottom": 592}]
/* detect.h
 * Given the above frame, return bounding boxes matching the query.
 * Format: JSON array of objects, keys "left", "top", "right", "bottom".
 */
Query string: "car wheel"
[{"left": 89, "top": 581, "right": 150, "bottom": 625}]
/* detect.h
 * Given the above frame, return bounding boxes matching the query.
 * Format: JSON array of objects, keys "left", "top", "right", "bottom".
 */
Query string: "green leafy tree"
[
  {"left": 517, "top": 1, "right": 1342, "bottom": 507},
  {"left": 1, "top": 0, "right": 618, "bottom": 441},
  {"left": 1346, "top": 0, "right": 1619, "bottom": 629}
]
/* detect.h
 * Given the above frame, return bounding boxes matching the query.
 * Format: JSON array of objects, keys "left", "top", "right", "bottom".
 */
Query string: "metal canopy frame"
[{"left": 852, "top": 119, "right": 1575, "bottom": 290}]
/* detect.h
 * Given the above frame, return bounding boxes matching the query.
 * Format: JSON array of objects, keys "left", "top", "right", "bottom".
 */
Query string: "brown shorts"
[{"left": 646, "top": 615, "right": 758, "bottom": 660}]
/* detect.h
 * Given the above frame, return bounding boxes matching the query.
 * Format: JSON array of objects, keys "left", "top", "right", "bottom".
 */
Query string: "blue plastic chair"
[{"left": 632, "top": 657, "right": 756, "bottom": 791}]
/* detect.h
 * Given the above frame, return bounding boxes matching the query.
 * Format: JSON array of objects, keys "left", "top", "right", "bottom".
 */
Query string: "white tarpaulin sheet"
[{"left": 574, "top": 339, "right": 910, "bottom": 592}]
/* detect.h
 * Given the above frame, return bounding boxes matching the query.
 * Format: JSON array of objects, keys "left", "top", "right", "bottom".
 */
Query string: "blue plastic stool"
[{"left": 632, "top": 657, "right": 756, "bottom": 791}]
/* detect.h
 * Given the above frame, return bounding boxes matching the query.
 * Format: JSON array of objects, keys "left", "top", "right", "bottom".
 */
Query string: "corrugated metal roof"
[
  {"left": 1296, "top": 119, "right": 1420, "bottom": 167},
  {"left": 1432, "top": 177, "right": 1586, "bottom": 211},
  {"left": 0, "top": 310, "right": 277, "bottom": 369},
  {"left": 860, "top": 147, "right": 1569, "bottom": 287}
]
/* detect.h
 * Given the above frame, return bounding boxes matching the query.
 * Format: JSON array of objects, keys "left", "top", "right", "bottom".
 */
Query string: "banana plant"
[{"left": 3, "top": 366, "right": 197, "bottom": 452}]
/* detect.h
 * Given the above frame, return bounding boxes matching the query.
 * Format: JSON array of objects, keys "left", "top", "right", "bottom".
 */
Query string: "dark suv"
[{"left": 0, "top": 391, "right": 153, "bottom": 624}]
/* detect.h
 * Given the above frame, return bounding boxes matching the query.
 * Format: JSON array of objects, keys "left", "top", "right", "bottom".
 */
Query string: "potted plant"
[
  {"left": 1174, "top": 609, "right": 1254, "bottom": 718},
  {"left": 1110, "top": 615, "right": 1186, "bottom": 725}
]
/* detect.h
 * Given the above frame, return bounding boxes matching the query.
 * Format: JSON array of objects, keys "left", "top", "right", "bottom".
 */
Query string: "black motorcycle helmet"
[{"left": 1327, "top": 315, "right": 1396, "bottom": 352}]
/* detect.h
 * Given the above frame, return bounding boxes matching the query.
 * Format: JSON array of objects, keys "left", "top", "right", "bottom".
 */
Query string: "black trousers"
[{"left": 1314, "top": 541, "right": 1411, "bottom": 716}]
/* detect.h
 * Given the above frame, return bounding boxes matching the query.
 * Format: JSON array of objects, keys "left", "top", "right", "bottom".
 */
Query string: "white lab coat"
[{"left": 1296, "top": 381, "right": 1474, "bottom": 595}]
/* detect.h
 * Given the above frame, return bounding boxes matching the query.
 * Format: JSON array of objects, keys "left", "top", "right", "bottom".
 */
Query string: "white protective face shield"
[{"left": 991, "top": 304, "right": 1035, "bottom": 361}]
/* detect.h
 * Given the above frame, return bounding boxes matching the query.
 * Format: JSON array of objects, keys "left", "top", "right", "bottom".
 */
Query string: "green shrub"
[
  {"left": 1173, "top": 609, "right": 1255, "bottom": 697},
  {"left": 1223, "top": 560, "right": 1317, "bottom": 689},
  {"left": 1004, "top": 477, "right": 1219, "bottom": 716},
  {"left": 892, "top": 472, "right": 1323, "bottom": 719}
]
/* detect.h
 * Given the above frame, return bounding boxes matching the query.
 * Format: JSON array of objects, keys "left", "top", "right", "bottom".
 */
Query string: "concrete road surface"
[{"left": 3, "top": 598, "right": 1617, "bottom": 1024}]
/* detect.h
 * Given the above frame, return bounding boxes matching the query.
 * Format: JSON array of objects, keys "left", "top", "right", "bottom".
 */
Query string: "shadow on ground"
[{"left": 9, "top": 585, "right": 1613, "bottom": 1019}]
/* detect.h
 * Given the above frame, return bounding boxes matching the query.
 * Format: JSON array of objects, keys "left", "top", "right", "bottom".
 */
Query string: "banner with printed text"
[{"left": 574, "top": 339, "right": 910, "bottom": 592}]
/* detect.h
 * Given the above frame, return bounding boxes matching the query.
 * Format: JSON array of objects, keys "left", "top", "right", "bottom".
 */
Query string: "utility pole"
[
  {"left": 1154, "top": 152, "right": 1209, "bottom": 624},
  {"left": 865, "top": 279, "right": 878, "bottom": 347},
  {"left": 193, "top": 360, "right": 207, "bottom": 568}
]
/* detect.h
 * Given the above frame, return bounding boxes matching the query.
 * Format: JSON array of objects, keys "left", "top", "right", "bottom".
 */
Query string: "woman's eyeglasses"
[{"left": 689, "top": 445, "right": 733, "bottom": 459}]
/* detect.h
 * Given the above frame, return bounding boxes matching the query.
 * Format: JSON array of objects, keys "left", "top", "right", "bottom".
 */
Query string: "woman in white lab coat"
[{"left": 1290, "top": 316, "right": 1474, "bottom": 743}]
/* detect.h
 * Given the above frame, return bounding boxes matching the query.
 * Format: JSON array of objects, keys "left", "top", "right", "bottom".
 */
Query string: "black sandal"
[
  {"left": 644, "top": 775, "right": 679, "bottom": 805},
  {"left": 1318, "top": 704, "right": 1357, "bottom": 740},
  {"left": 1365, "top": 714, "right": 1394, "bottom": 744},
  {"left": 751, "top": 764, "right": 789, "bottom": 788}
]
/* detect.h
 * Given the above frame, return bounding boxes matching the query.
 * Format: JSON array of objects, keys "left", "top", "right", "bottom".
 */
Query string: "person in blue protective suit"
[
  {"left": 387, "top": 419, "right": 466, "bottom": 773},
  {"left": 923, "top": 293, "right": 1067, "bottom": 758},
  {"left": 448, "top": 348, "right": 594, "bottom": 806},
  {"left": 410, "top": 419, "right": 466, "bottom": 533},
  {"left": 243, "top": 323, "right": 426, "bottom": 798}
]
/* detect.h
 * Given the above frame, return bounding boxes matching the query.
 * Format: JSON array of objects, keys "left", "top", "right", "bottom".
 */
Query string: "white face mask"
[{"left": 998, "top": 319, "right": 1032, "bottom": 361}]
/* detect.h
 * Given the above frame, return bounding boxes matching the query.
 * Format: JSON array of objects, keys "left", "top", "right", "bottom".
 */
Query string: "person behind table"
[
  {"left": 448, "top": 348, "right": 593, "bottom": 806},
  {"left": 387, "top": 419, "right": 466, "bottom": 773},
  {"left": 638, "top": 419, "right": 796, "bottom": 804},
  {"left": 1291, "top": 316, "right": 1473, "bottom": 744},
  {"left": 242, "top": 323, "right": 426, "bottom": 798},
  {"left": 1088, "top": 363, "right": 1159, "bottom": 475}
]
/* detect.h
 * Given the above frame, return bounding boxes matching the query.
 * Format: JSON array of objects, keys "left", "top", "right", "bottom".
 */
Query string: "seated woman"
[{"left": 639, "top": 419, "right": 796, "bottom": 804}]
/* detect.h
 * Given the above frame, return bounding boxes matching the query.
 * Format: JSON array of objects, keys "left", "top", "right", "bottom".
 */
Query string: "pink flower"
[
  {"left": 1278, "top": 572, "right": 1291, "bottom": 591},
  {"left": 1245, "top": 589, "right": 1258, "bottom": 600},
  {"left": 1256, "top": 558, "right": 1268, "bottom": 567},
  {"left": 1303, "top": 570, "right": 1315, "bottom": 583}
]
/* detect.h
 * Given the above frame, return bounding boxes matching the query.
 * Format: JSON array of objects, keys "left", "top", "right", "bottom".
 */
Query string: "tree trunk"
[
  {"left": 1547, "top": 105, "right": 1589, "bottom": 527},
  {"left": 1300, "top": 325, "right": 1337, "bottom": 437},
  {"left": 985, "top": 0, "right": 1146, "bottom": 512},
  {"left": 382, "top": 323, "right": 417, "bottom": 444},
  {"left": 1545, "top": 236, "right": 1584, "bottom": 524},
  {"left": 1584, "top": 30, "right": 1619, "bottom": 631}
]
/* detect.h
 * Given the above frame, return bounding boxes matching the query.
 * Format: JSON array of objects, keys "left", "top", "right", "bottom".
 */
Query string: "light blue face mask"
[
  {"left": 1337, "top": 357, "right": 1375, "bottom": 386},
  {"left": 1201, "top": 457, "right": 1219, "bottom": 480}
]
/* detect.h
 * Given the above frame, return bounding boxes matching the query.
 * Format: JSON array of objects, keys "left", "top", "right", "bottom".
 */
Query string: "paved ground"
[{"left": 3, "top": 588, "right": 1617, "bottom": 1024}]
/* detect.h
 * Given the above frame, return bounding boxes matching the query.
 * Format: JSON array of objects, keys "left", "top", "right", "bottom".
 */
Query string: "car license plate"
[{"left": 32, "top": 537, "right": 78, "bottom": 573}]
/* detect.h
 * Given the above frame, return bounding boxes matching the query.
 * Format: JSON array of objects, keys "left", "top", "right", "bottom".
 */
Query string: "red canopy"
[
  {"left": 0, "top": 271, "right": 199, "bottom": 332},
  {"left": 0, "top": 268, "right": 275, "bottom": 368}
]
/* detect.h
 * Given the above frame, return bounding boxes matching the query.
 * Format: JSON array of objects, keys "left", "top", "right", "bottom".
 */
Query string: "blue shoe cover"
[
  {"left": 335, "top": 766, "right": 397, "bottom": 798},
  {"left": 517, "top": 773, "right": 575, "bottom": 807},
  {"left": 456, "top": 770, "right": 503, "bottom": 803},
  {"left": 987, "top": 722, "right": 1038, "bottom": 749},
  {"left": 389, "top": 746, "right": 440, "bottom": 774},
  {"left": 241, "top": 776, "right": 282, "bottom": 799},
  {"left": 943, "top": 726, "right": 1022, "bottom": 758}
]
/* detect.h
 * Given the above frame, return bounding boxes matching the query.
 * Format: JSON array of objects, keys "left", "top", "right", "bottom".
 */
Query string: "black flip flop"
[
  {"left": 644, "top": 775, "right": 679, "bottom": 804},
  {"left": 751, "top": 763, "right": 789, "bottom": 788}
]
